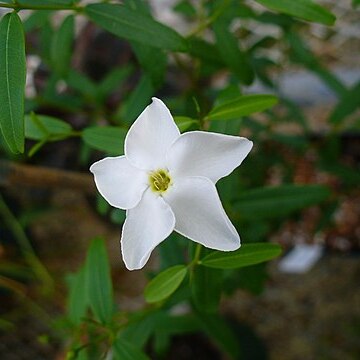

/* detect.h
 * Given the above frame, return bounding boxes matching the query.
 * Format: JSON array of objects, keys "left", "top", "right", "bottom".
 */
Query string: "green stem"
[
  {"left": 0, "top": 192, "right": 54, "bottom": 295},
  {"left": 0, "top": 2, "right": 82, "bottom": 11}
]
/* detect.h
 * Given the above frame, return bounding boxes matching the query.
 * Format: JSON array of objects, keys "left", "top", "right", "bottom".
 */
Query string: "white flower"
[{"left": 90, "top": 98, "right": 253, "bottom": 270}]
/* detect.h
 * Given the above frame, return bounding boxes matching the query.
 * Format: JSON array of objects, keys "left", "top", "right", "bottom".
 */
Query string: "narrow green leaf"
[
  {"left": 25, "top": 114, "right": 72, "bottom": 140},
  {"left": 329, "top": 82, "right": 360, "bottom": 125},
  {"left": 81, "top": 126, "right": 127, "bottom": 154},
  {"left": 23, "top": 10, "right": 52, "bottom": 33},
  {"left": 208, "top": 94, "right": 278, "bottom": 121},
  {"left": 97, "top": 66, "right": 133, "bottom": 100},
  {"left": 124, "top": 0, "right": 167, "bottom": 88},
  {"left": 85, "top": 238, "right": 113, "bottom": 324},
  {"left": 200, "top": 243, "right": 282, "bottom": 269},
  {"left": 191, "top": 266, "right": 222, "bottom": 313},
  {"left": 233, "top": 184, "right": 331, "bottom": 220},
  {"left": 173, "top": 116, "right": 198, "bottom": 132},
  {"left": 144, "top": 265, "right": 187, "bottom": 303},
  {"left": 0, "top": 12, "right": 26, "bottom": 153},
  {"left": 66, "top": 69, "right": 98, "bottom": 99},
  {"left": 198, "top": 314, "right": 241, "bottom": 358},
  {"left": 287, "top": 32, "right": 346, "bottom": 97},
  {"left": 67, "top": 266, "right": 88, "bottom": 325},
  {"left": 255, "top": 0, "right": 336, "bottom": 26},
  {"left": 213, "top": 18, "right": 254, "bottom": 85},
  {"left": 113, "top": 338, "right": 150, "bottom": 360},
  {"left": 85, "top": 3, "right": 187, "bottom": 52},
  {"left": 119, "top": 75, "right": 154, "bottom": 124},
  {"left": 50, "top": 15, "right": 74, "bottom": 76}
]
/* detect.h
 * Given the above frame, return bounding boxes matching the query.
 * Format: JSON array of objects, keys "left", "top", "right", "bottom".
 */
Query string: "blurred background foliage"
[{"left": 0, "top": 0, "right": 359, "bottom": 359}]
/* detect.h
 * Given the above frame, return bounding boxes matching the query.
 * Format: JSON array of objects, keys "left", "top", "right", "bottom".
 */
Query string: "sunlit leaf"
[
  {"left": 208, "top": 94, "right": 278, "bottom": 121},
  {"left": 144, "top": 265, "right": 187, "bottom": 303},
  {"left": 200, "top": 243, "right": 282, "bottom": 269},
  {"left": 174, "top": 116, "right": 199, "bottom": 132}
]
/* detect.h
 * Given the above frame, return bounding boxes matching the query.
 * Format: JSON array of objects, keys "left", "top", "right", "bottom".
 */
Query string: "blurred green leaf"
[
  {"left": 67, "top": 266, "right": 88, "bottom": 325},
  {"left": 66, "top": 69, "right": 98, "bottom": 100},
  {"left": 81, "top": 126, "right": 126, "bottom": 154},
  {"left": 119, "top": 75, "right": 154, "bottom": 124},
  {"left": 84, "top": 238, "right": 113, "bottom": 324},
  {"left": 198, "top": 313, "right": 241, "bottom": 358},
  {"left": 233, "top": 184, "right": 331, "bottom": 220},
  {"left": 329, "top": 82, "right": 360, "bottom": 125},
  {"left": 200, "top": 243, "right": 282, "bottom": 269},
  {"left": 287, "top": 32, "right": 346, "bottom": 97},
  {"left": 174, "top": 116, "right": 199, "bottom": 132},
  {"left": 187, "top": 38, "right": 223, "bottom": 66},
  {"left": 50, "top": 15, "right": 74, "bottom": 77},
  {"left": 124, "top": 0, "right": 167, "bottom": 88},
  {"left": 145, "top": 265, "right": 187, "bottom": 303},
  {"left": 23, "top": 10, "right": 52, "bottom": 32},
  {"left": 25, "top": 113, "right": 72, "bottom": 140},
  {"left": 110, "top": 208, "right": 126, "bottom": 225},
  {"left": 191, "top": 265, "right": 222, "bottom": 313},
  {"left": 97, "top": 66, "right": 133, "bottom": 100},
  {"left": 85, "top": 3, "right": 187, "bottom": 52},
  {"left": 255, "top": 0, "right": 336, "bottom": 25},
  {"left": 0, "top": 12, "right": 26, "bottom": 153},
  {"left": 112, "top": 338, "right": 150, "bottom": 360},
  {"left": 213, "top": 18, "right": 254, "bottom": 85},
  {"left": 208, "top": 94, "right": 278, "bottom": 121}
]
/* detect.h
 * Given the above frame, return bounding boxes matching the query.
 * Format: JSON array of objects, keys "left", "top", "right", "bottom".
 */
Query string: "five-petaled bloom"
[{"left": 90, "top": 98, "right": 253, "bottom": 270}]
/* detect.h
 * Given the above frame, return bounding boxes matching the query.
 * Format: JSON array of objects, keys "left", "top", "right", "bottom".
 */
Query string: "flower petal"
[
  {"left": 125, "top": 97, "right": 180, "bottom": 170},
  {"left": 121, "top": 189, "right": 175, "bottom": 270},
  {"left": 90, "top": 156, "right": 148, "bottom": 210},
  {"left": 167, "top": 131, "right": 253, "bottom": 183},
  {"left": 164, "top": 176, "right": 240, "bottom": 251}
]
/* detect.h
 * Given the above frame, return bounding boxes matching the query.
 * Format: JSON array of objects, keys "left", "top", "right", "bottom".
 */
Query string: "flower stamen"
[{"left": 149, "top": 169, "right": 172, "bottom": 193}]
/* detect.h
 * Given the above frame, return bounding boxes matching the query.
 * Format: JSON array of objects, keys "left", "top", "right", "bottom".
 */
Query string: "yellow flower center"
[{"left": 149, "top": 169, "right": 172, "bottom": 193}]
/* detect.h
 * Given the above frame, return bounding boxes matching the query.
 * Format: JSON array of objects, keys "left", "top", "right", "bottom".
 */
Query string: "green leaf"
[
  {"left": 25, "top": 114, "right": 72, "bottom": 140},
  {"left": 85, "top": 3, "right": 187, "bottom": 52},
  {"left": 17, "top": 0, "right": 76, "bottom": 5},
  {"left": 233, "top": 184, "right": 331, "bottom": 220},
  {"left": 0, "top": 12, "right": 26, "bottom": 153},
  {"left": 112, "top": 338, "right": 150, "bottom": 360},
  {"left": 23, "top": 10, "right": 52, "bottom": 33},
  {"left": 84, "top": 238, "right": 113, "bottom": 324},
  {"left": 200, "top": 243, "right": 282, "bottom": 269},
  {"left": 97, "top": 66, "right": 133, "bottom": 100},
  {"left": 144, "top": 265, "right": 187, "bottom": 303},
  {"left": 50, "top": 15, "right": 74, "bottom": 76},
  {"left": 255, "top": 0, "right": 336, "bottom": 26},
  {"left": 208, "top": 94, "right": 278, "bottom": 121},
  {"left": 118, "top": 75, "right": 154, "bottom": 124},
  {"left": 81, "top": 126, "right": 127, "bottom": 154},
  {"left": 67, "top": 266, "right": 88, "bottom": 325},
  {"left": 198, "top": 314, "right": 241, "bottom": 358},
  {"left": 66, "top": 69, "right": 98, "bottom": 99},
  {"left": 191, "top": 266, "right": 222, "bottom": 313},
  {"left": 329, "top": 82, "right": 360, "bottom": 125},
  {"left": 174, "top": 116, "right": 198, "bottom": 132},
  {"left": 213, "top": 18, "right": 254, "bottom": 85},
  {"left": 287, "top": 32, "right": 346, "bottom": 97}
]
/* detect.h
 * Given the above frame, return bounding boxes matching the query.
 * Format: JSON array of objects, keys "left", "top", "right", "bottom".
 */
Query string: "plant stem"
[
  {"left": 0, "top": 192, "right": 54, "bottom": 295},
  {"left": 0, "top": 2, "right": 82, "bottom": 11}
]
